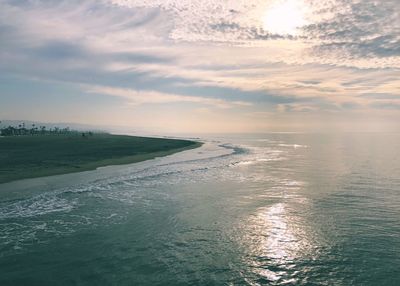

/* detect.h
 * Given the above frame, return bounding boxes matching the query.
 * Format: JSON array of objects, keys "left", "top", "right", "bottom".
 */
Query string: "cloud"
[
  {"left": 108, "top": 0, "right": 400, "bottom": 64},
  {"left": 2, "top": 0, "right": 399, "bottom": 69},
  {"left": 369, "top": 102, "right": 400, "bottom": 110},
  {"left": 359, "top": 93, "right": 400, "bottom": 100},
  {"left": 0, "top": 0, "right": 399, "bottom": 132},
  {"left": 85, "top": 85, "right": 252, "bottom": 109}
]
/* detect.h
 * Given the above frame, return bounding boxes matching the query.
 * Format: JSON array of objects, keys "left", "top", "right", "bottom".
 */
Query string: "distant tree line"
[{"left": 0, "top": 121, "right": 94, "bottom": 137}]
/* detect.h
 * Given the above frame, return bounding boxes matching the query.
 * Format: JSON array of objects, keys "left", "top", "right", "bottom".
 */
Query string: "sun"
[{"left": 262, "top": 0, "right": 308, "bottom": 36}]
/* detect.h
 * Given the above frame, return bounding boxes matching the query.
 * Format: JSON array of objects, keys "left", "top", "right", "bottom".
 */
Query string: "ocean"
[{"left": 1, "top": 133, "right": 399, "bottom": 285}]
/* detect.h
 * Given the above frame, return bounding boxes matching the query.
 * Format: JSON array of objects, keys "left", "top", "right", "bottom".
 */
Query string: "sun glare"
[{"left": 263, "top": 0, "right": 308, "bottom": 36}]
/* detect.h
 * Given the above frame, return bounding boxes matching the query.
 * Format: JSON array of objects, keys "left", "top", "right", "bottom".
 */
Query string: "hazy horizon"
[{"left": 2, "top": 118, "right": 400, "bottom": 136}]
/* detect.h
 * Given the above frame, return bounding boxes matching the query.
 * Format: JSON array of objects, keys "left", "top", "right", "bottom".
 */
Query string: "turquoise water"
[{"left": 1, "top": 133, "right": 400, "bottom": 285}]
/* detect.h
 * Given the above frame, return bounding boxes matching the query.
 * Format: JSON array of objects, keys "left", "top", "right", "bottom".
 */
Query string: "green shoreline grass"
[{"left": 0, "top": 134, "right": 202, "bottom": 184}]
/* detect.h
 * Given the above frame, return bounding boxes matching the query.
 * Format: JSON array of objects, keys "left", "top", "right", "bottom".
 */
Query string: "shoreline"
[{"left": 0, "top": 134, "right": 202, "bottom": 185}]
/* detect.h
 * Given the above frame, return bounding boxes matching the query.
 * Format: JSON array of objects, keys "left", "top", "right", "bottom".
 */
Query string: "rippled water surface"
[{"left": 1, "top": 133, "right": 400, "bottom": 285}]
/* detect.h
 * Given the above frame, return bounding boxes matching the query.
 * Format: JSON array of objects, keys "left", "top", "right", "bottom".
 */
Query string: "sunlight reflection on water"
[{"left": 238, "top": 177, "right": 316, "bottom": 284}]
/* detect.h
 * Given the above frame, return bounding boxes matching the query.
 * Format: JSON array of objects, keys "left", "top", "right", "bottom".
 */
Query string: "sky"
[{"left": 0, "top": 0, "right": 399, "bottom": 133}]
